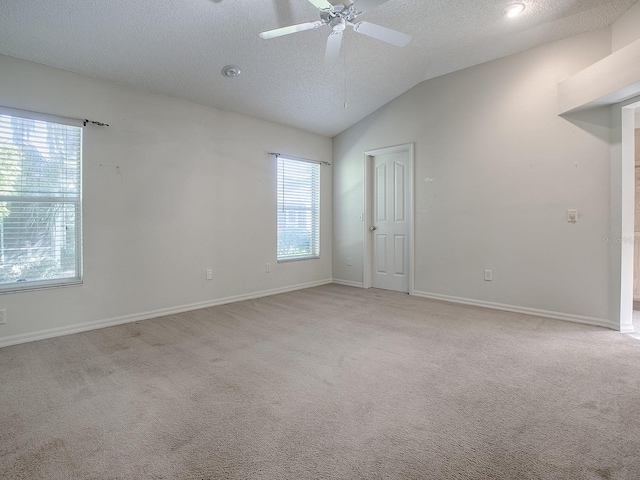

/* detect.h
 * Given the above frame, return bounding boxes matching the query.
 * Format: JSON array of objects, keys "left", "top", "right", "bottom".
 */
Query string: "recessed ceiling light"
[
  {"left": 505, "top": 3, "right": 526, "bottom": 17},
  {"left": 221, "top": 65, "right": 241, "bottom": 78}
]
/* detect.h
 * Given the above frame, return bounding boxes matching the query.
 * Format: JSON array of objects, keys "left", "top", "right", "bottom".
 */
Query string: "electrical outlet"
[
  {"left": 266, "top": 263, "right": 271, "bottom": 273},
  {"left": 0, "top": 309, "right": 6, "bottom": 325},
  {"left": 567, "top": 209, "right": 578, "bottom": 223},
  {"left": 484, "top": 270, "right": 493, "bottom": 281},
  {"left": 206, "top": 269, "right": 212, "bottom": 280},
  {"left": 347, "top": 257, "right": 352, "bottom": 266}
]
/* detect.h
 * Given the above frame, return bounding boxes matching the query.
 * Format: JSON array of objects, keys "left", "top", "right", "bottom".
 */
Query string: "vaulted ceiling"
[{"left": 0, "top": 0, "right": 636, "bottom": 137}]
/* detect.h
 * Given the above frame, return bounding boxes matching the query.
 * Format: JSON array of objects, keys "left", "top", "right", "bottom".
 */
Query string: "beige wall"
[
  {"left": 333, "top": 28, "right": 615, "bottom": 326},
  {"left": 0, "top": 54, "right": 332, "bottom": 346},
  {"left": 612, "top": 1, "right": 640, "bottom": 51}
]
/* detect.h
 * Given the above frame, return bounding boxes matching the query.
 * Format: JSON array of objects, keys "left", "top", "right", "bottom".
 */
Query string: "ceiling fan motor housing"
[
  {"left": 330, "top": 17, "right": 346, "bottom": 32},
  {"left": 321, "top": 4, "right": 358, "bottom": 25},
  {"left": 259, "top": 0, "right": 412, "bottom": 65}
]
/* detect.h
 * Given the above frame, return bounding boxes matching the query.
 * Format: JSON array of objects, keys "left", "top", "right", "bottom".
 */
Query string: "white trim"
[
  {"left": 363, "top": 143, "right": 415, "bottom": 294},
  {"left": 621, "top": 324, "right": 636, "bottom": 334},
  {"left": 620, "top": 102, "right": 640, "bottom": 333},
  {"left": 411, "top": 290, "right": 617, "bottom": 331},
  {"left": 0, "top": 279, "right": 332, "bottom": 348},
  {"left": 332, "top": 279, "right": 365, "bottom": 288}
]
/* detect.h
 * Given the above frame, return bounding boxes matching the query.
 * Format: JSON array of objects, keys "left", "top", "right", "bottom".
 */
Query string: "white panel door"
[{"left": 371, "top": 151, "right": 410, "bottom": 292}]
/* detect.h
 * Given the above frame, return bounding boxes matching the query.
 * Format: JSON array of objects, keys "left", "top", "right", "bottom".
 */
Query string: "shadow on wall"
[{"left": 560, "top": 105, "right": 612, "bottom": 143}]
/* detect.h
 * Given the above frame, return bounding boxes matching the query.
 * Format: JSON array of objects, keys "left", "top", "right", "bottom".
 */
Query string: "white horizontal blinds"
[
  {"left": 277, "top": 156, "right": 320, "bottom": 261},
  {"left": 0, "top": 113, "right": 82, "bottom": 289}
]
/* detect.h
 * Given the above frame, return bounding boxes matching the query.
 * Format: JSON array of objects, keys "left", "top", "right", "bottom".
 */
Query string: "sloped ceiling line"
[{"left": 0, "top": 0, "right": 636, "bottom": 137}]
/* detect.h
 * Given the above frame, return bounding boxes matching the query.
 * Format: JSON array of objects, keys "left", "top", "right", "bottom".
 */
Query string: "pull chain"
[{"left": 343, "top": 45, "right": 348, "bottom": 109}]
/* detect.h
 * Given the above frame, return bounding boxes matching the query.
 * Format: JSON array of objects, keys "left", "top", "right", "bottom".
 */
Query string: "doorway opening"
[{"left": 363, "top": 143, "right": 414, "bottom": 293}]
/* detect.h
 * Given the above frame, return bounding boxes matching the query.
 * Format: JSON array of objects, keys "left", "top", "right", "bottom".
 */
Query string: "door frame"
[
  {"left": 363, "top": 143, "right": 415, "bottom": 294},
  {"left": 620, "top": 101, "right": 640, "bottom": 332}
]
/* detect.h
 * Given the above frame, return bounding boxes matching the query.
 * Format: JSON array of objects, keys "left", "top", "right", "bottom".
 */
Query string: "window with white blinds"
[
  {"left": 0, "top": 111, "right": 82, "bottom": 292},
  {"left": 277, "top": 156, "right": 320, "bottom": 261}
]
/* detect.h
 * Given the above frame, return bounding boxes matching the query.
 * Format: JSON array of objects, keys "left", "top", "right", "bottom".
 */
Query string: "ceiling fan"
[{"left": 259, "top": 0, "right": 411, "bottom": 64}]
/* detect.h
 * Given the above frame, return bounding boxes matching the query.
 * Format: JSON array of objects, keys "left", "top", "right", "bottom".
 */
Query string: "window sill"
[
  {"left": 0, "top": 279, "right": 83, "bottom": 295},
  {"left": 277, "top": 256, "right": 320, "bottom": 263}
]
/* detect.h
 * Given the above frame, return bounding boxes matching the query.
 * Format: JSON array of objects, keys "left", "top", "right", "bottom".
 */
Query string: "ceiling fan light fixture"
[
  {"left": 221, "top": 65, "right": 242, "bottom": 78},
  {"left": 330, "top": 17, "right": 346, "bottom": 32},
  {"left": 505, "top": 3, "right": 526, "bottom": 17}
]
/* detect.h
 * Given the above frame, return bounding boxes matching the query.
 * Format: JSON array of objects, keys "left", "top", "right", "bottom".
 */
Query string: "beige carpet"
[{"left": 2, "top": 284, "right": 640, "bottom": 479}]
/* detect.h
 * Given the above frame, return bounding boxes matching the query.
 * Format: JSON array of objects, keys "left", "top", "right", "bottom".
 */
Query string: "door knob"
[{"left": 370, "top": 226, "right": 377, "bottom": 231}]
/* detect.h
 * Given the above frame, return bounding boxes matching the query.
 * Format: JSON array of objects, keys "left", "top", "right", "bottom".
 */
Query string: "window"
[
  {"left": 0, "top": 110, "right": 82, "bottom": 292},
  {"left": 277, "top": 156, "right": 320, "bottom": 261}
]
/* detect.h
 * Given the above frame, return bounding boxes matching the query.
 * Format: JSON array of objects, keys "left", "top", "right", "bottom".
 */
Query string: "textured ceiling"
[{"left": 0, "top": 0, "right": 636, "bottom": 137}]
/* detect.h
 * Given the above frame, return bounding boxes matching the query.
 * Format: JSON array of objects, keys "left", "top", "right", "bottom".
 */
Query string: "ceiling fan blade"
[
  {"left": 307, "top": 0, "right": 334, "bottom": 10},
  {"left": 259, "top": 21, "right": 323, "bottom": 39},
  {"left": 325, "top": 31, "right": 343, "bottom": 65},
  {"left": 351, "top": 0, "right": 391, "bottom": 14},
  {"left": 352, "top": 21, "right": 410, "bottom": 47}
]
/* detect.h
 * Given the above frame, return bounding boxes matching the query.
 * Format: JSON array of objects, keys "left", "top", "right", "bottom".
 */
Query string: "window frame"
[
  {"left": 0, "top": 106, "right": 83, "bottom": 294},
  {"left": 276, "top": 155, "right": 321, "bottom": 263}
]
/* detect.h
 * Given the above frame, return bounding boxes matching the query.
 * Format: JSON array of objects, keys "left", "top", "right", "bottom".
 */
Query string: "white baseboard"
[
  {"left": 411, "top": 290, "right": 617, "bottom": 331},
  {"left": 0, "top": 279, "right": 333, "bottom": 348},
  {"left": 332, "top": 279, "right": 365, "bottom": 288}
]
